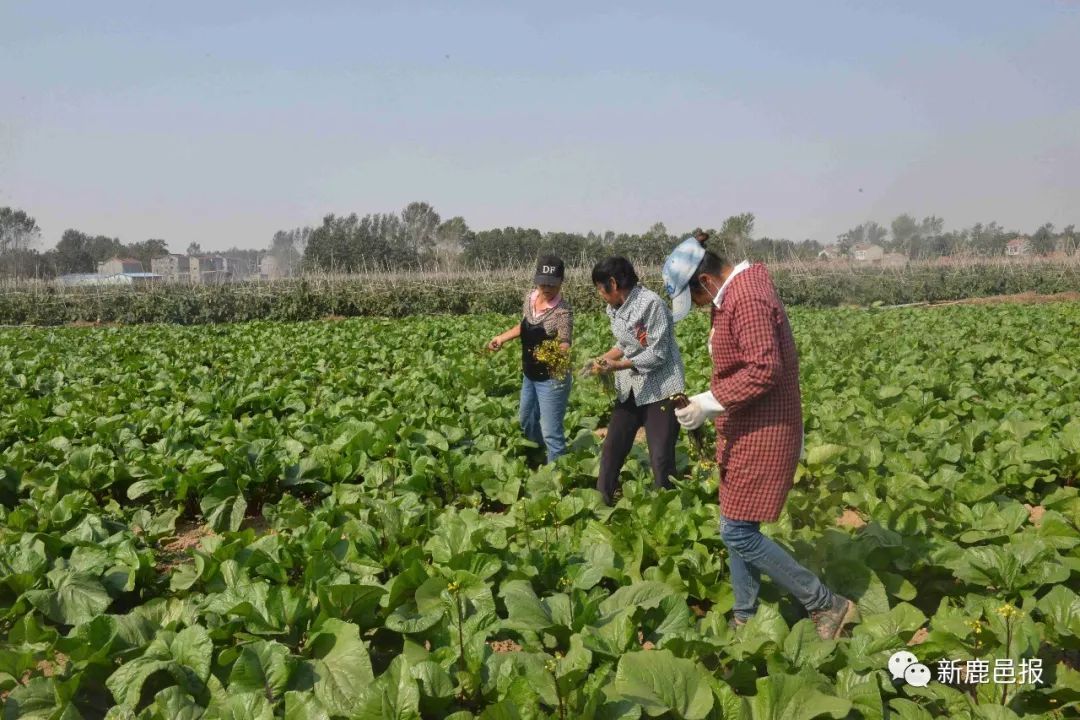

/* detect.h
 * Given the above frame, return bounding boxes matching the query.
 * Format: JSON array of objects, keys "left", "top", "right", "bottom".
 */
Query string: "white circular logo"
[
  {"left": 904, "top": 663, "right": 932, "bottom": 688},
  {"left": 888, "top": 651, "right": 919, "bottom": 680}
]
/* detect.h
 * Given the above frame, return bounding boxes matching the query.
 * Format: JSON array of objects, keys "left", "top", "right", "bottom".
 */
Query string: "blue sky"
[{"left": 2, "top": 1, "right": 1078, "bottom": 252}]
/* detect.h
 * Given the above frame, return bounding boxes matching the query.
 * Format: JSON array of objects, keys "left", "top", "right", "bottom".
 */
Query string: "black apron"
[{"left": 521, "top": 312, "right": 555, "bottom": 382}]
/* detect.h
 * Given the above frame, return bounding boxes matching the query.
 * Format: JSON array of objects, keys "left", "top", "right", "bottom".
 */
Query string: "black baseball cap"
[{"left": 534, "top": 255, "right": 565, "bottom": 285}]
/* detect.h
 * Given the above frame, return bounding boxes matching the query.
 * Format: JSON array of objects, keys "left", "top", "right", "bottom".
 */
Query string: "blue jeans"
[
  {"left": 720, "top": 516, "right": 834, "bottom": 620},
  {"left": 519, "top": 375, "right": 572, "bottom": 463}
]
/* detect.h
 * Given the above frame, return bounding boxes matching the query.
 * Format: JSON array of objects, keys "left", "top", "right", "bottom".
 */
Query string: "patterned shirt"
[
  {"left": 522, "top": 290, "right": 573, "bottom": 344},
  {"left": 606, "top": 285, "right": 685, "bottom": 405},
  {"left": 708, "top": 263, "right": 803, "bottom": 522}
]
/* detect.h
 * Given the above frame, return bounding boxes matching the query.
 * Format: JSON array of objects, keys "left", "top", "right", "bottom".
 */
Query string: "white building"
[
  {"left": 190, "top": 256, "right": 227, "bottom": 284},
  {"left": 853, "top": 244, "right": 885, "bottom": 262},
  {"left": 151, "top": 254, "right": 191, "bottom": 282},
  {"left": 818, "top": 245, "right": 842, "bottom": 260},
  {"left": 97, "top": 257, "right": 145, "bottom": 275}
]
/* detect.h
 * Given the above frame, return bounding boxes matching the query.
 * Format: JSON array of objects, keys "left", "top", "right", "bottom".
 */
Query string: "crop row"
[{"left": 1, "top": 259, "right": 1079, "bottom": 325}]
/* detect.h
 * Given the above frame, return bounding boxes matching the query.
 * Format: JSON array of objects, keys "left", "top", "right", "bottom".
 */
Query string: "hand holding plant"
[
  {"left": 670, "top": 393, "right": 713, "bottom": 469},
  {"left": 532, "top": 339, "right": 573, "bottom": 381},
  {"left": 580, "top": 357, "right": 616, "bottom": 395}
]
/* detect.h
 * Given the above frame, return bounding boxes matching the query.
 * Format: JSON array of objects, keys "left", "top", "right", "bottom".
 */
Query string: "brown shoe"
[{"left": 810, "top": 596, "right": 858, "bottom": 640}]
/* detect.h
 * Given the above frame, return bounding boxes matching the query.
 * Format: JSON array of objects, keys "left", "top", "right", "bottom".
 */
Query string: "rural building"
[
  {"left": 260, "top": 255, "right": 283, "bottom": 280},
  {"left": 223, "top": 256, "right": 256, "bottom": 280},
  {"left": 1006, "top": 237, "right": 1032, "bottom": 256},
  {"left": 97, "top": 257, "right": 144, "bottom": 275},
  {"left": 818, "top": 245, "right": 842, "bottom": 260},
  {"left": 853, "top": 244, "right": 885, "bottom": 262},
  {"left": 151, "top": 254, "right": 191, "bottom": 282},
  {"left": 190, "top": 256, "right": 228, "bottom": 284}
]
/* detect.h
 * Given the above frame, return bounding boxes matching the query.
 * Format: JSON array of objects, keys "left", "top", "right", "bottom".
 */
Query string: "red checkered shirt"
[{"left": 709, "top": 263, "right": 803, "bottom": 522}]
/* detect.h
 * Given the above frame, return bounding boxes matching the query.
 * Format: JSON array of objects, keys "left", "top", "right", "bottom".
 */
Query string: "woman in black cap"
[{"left": 487, "top": 255, "right": 574, "bottom": 463}]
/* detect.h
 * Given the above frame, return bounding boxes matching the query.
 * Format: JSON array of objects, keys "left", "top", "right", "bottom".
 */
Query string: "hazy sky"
[{"left": 3, "top": 1, "right": 1078, "bottom": 252}]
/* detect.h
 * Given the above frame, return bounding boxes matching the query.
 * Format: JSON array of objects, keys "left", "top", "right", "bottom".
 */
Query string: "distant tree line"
[
  {"left": 835, "top": 215, "right": 1078, "bottom": 259},
  {"left": 1, "top": 201, "right": 1077, "bottom": 280},
  {"left": 0, "top": 210, "right": 173, "bottom": 279},
  {"left": 297, "top": 205, "right": 826, "bottom": 272},
  {"left": 286, "top": 205, "right": 1080, "bottom": 273}
]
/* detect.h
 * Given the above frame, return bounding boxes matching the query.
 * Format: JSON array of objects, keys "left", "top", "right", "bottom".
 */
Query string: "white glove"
[
  {"left": 691, "top": 390, "right": 725, "bottom": 416},
  {"left": 675, "top": 390, "right": 725, "bottom": 429},
  {"left": 675, "top": 401, "right": 707, "bottom": 429}
]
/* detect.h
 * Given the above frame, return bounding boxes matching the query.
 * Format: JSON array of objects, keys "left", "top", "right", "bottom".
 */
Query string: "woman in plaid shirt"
[
  {"left": 662, "top": 234, "right": 857, "bottom": 641},
  {"left": 583, "top": 256, "right": 685, "bottom": 504}
]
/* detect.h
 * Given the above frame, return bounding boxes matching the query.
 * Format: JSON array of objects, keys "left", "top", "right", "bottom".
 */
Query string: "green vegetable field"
[{"left": 2, "top": 304, "right": 1079, "bottom": 719}]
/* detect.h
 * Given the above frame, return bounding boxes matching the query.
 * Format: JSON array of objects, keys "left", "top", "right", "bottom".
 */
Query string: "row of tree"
[
  {"left": 2, "top": 202, "right": 1078, "bottom": 280},
  {"left": 295, "top": 205, "right": 823, "bottom": 272},
  {"left": 294, "top": 205, "right": 1079, "bottom": 273}
]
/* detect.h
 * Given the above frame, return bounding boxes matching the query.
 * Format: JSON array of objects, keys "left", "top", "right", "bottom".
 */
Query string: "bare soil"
[
  {"left": 489, "top": 639, "right": 522, "bottom": 653},
  {"left": 161, "top": 521, "right": 214, "bottom": 554},
  {"left": 837, "top": 508, "right": 868, "bottom": 530},
  {"left": 156, "top": 521, "right": 215, "bottom": 573},
  {"left": 37, "top": 654, "right": 69, "bottom": 678},
  {"left": 1, "top": 654, "right": 70, "bottom": 701},
  {"left": 1024, "top": 504, "right": 1046, "bottom": 527}
]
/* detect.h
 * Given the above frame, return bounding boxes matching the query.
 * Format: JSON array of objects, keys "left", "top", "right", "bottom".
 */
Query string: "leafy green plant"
[{"left": 1, "top": 303, "right": 1079, "bottom": 717}]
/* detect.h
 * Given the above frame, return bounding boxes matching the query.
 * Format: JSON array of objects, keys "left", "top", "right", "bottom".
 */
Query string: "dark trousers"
[{"left": 597, "top": 393, "right": 679, "bottom": 503}]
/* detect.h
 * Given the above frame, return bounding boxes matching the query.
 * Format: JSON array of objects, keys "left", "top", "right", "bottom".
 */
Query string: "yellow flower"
[
  {"left": 532, "top": 340, "right": 572, "bottom": 379},
  {"left": 996, "top": 603, "right": 1022, "bottom": 620}
]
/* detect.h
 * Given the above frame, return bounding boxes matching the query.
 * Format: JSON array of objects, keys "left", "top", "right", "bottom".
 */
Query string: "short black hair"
[
  {"left": 687, "top": 235, "right": 727, "bottom": 291},
  {"left": 591, "top": 256, "right": 639, "bottom": 291}
]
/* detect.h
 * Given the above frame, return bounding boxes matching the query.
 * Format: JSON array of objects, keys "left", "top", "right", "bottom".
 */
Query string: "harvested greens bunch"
[
  {"left": 670, "top": 392, "right": 714, "bottom": 469},
  {"left": 532, "top": 339, "right": 572, "bottom": 382},
  {"left": 579, "top": 356, "right": 616, "bottom": 396}
]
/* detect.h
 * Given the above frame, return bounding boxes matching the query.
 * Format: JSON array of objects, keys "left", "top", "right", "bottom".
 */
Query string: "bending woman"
[{"left": 585, "top": 256, "right": 685, "bottom": 504}]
